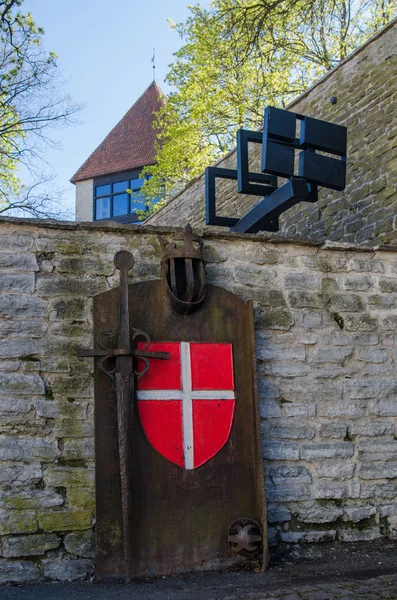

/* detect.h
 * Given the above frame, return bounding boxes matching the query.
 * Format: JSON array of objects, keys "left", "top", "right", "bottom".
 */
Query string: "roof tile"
[{"left": 71, "top": 81, "right": 164, "bottom": 183}]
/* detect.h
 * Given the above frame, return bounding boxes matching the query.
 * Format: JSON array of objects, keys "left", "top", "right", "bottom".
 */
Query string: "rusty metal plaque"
[{"left": 93, "top": 279, "right": 267, "bottom": 580}]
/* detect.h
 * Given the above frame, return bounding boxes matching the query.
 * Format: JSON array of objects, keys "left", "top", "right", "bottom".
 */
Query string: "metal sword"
[{"left": 78, "top": 250, "right": 169, "bottom": 580}]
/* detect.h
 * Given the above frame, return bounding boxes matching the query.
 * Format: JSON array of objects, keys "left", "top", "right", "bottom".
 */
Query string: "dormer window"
[{"left": 94, "top": 171, "right": 148, "bottom": 221}]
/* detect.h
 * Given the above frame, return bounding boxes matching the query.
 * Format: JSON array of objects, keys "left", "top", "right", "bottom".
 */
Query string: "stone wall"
[
  {"left": 148, "top": 18, "right": 397, "bottom": 245},
  {"left": 1, "top": 217, "right": 397, "bottom": 582}
]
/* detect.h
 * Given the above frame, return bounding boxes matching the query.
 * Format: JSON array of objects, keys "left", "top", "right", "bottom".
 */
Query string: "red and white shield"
[{"left": 136, "top": 342, "right": 235, "bottom": 470}]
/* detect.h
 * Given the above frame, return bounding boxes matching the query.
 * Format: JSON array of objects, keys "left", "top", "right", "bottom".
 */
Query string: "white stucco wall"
[{"left": 75, "top": 180, "right": 94, "bottom": 222}]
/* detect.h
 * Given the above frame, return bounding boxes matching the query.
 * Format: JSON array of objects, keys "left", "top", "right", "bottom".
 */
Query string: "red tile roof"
[{"left": 70, "top": 81, "right": 164, "bottom": 183}]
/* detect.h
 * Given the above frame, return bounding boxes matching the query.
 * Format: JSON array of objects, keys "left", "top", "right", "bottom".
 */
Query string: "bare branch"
[
  {"left": 0, "top": 177, "right": 73, "bottom": 220},
  {"left": 0, "top": 0, "right": 81, "bottom": 217}
]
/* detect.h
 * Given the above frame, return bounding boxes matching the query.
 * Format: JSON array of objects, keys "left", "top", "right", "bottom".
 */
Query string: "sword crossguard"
[
  {"left": 78, "top": 327, "right": 169, "bottom": 381},
  {"left": 97, "top": 329, "right": 115, "bottom": 350},
  {"left": 132, "top": 327, "right": 150, "bottom": 350},
  {"left": 99, "top": 356, "right": 117, "bottom": 379},
  {"left": 96, "top": 330, "right": 117, "bottom": 379},
  {"left": 132, "top": 328, "right": 150, "bottom": 380},
  {"left": 135, "top": 357, "right": 150, "bottom": 380},
  {"left": 78, "top": 250, "right": 169, "bottom": 384}
]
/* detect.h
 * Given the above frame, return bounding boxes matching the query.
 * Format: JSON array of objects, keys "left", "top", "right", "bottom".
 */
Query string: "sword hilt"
[{"left": 114, "top": 251, "right": 134, "bottom": 351}]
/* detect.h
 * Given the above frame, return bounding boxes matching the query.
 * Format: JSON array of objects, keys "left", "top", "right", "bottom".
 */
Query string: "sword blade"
[
  {"left": 114, "top": 251, "right": 135, "bottom": 581},
  {"left": 115, "top": 363, "right": 134, "bottom": 580},
  {"left": 112, "top": 251, "right": 170, "bottom": 581}
]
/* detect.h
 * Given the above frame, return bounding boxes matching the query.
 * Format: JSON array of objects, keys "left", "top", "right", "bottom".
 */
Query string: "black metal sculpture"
[{"left": 206, "top": 106, "right": 347, "bottom": 234}]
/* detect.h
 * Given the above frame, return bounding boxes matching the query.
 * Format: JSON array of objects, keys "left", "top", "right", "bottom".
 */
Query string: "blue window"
[
  {"left": 96, "top": 197, "right": 110, "bottom": 219},
  {"left": 130, "top": 177, "right": 145, "bottom": 191},
  {"left": 130, "top": 196, "right": 146, "bottom": 212},
  {"left": 113, "top": 193, "right": 129, "bottom": 216},
  {"left": 113, "top": 180, "right": 128, "bottom": 193},
  {"left": 96, "top": 184, "right": 111, "bottom": 196},
  {"left": 94, "top": 173, "right": 163, "bottom": 220}
]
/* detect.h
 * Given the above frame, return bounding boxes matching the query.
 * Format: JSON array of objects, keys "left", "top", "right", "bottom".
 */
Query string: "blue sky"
[{"left": 21, "top": 0, "right": 210, "bottom": 215}]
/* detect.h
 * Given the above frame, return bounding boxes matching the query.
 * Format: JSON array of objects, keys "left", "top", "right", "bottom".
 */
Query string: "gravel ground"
[{"left": 1, "top": 540, "right": 397, "bottom": 600}]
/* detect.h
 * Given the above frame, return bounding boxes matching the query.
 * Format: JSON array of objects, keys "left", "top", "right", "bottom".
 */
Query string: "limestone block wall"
[
  {"left": 1, "top": 217, "right": 397, "bottom": 582},
  {"left": 281, "top": 18, "right": 397, "bottom": 244},
  {"left": 148, "top": 18, "right": 397, "bottom": 245}
]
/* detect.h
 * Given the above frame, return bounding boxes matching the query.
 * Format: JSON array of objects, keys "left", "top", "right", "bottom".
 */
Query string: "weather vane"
[
  {"left": 206, "top": 106, "right": 347, "bottom": 233},
  {"left": 152, "top": 48, "right": 156, "bottom": 81}
]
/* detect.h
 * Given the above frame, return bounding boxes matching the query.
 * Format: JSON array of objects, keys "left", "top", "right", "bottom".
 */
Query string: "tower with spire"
[{"left": 71, "top": 81, "right": 164, "bottom": 223}]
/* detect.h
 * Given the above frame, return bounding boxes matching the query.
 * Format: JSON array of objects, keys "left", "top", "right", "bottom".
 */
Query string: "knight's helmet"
[{"left": 159, "top": 224, "right": 206, "bottom": 315}]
